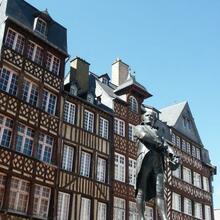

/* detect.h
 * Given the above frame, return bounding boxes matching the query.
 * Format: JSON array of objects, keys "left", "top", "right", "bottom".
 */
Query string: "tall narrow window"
[
  {"left": 97, "top": 157, "right": 106, "bottom": 183},
  {"left": 62, "top": 145, "right": 74, "bottom": 172},
  {"left": 0, "top": 115, "right": 13, "bottom": 148},
  {"left": 205, "top": 205, "right": 211, "bottom": 220},
  {"left": 0, "top": 67, "right": 18, "bottom": 96},
  {"left": 196, "top": 148, "right": 201, "bottom": 160},
  {"left": 114, "top": 118, "right": 125, "bottom": 137},
  {"left": 192, "top": 145, "right": 196, "bottom": 157},
  {"left": 172, "top": 165, "right": 181, "bottom": 179},
  {"left": 203, "top": 176, "right": 210, "bottom": 192},
  {"left": 83, "top": 110, "right": 94, "bottom": 132},
  {"left": 183, "top": 166, "right": 192, "bottom": 184},
  {"left": 0, "top": 173, "right": 6, "bottom": 208},
  {"left": 34, "top": 18, "right": 47, "bottom": 36},
  {"left": 193, "top": 172, "right": 202, "bottom": 188},
  {"left": 27, "top": 41, "right": 44, "bottom": 65},
  {"left": 46, "top": 52, "right": 60, "bottom": 75},
  {"left": 182, "top": 139, "right": 186, "bottom": 152},
  {"left": 80, "top": 151, "right": 91, "bottom": 177},
  {"left": 128, "top": 96, "right": 138, "bottom": 113},
  {"left": 114, "top": 153, "right": 125, "bottom": 182},
  {"left": 80, "top": 197, "right": 91, "bottom": 220},
  {"left": 22, "top": 79, "right": 38, "bottom": 106},
  {"left": 128, "top": 124, "right": 136, "bottom": 142},
  {"left": 37, "top": 133, "right": 53, "bottom": 163},
  {"left": 15, "top": 124, "right": 34, "bottom": 156},
  {"left": 194, "top": 202, "right": 203, "bottom": 219},
  {"left": 97, "top": 202, "right": 107, "bottom": 220},
  {"left": 172, "top": 192, "right": 181, "bottom": 212},
  {"left": 63, "top": 101, "right": 76, "bottom": 124},
  {"left": 129, "top": 201, "right": 138, "bottom": 220},
  {"left": 176, "top": 136, "right": 180, "bottom": 148},
  {"left": 5, "top": 28, "right": 25, "bottom": 54},
  {"left": 113, "top": 197, "right": 126, "bottom": 220},
  {"left": 8, "top": 178, "right": 30, "bottom": 213},
  {"left": 42, "top": 90, "right": 57, "bottom": 115},
  {"left": 57, "top": 192, "right": 70, "bottom": 220},
  {"left": 144, "top": 206, "right": 154, "bottom": 220},
  {"left": 172, "top": 133, "right": 176, "bottom": 145},
  {"left": 129, "top": 158, "right": 136, "bottom": 186},
  {"left": 99, "top": 117, "right": 109, "bottom": 139},
  {"left": 33, "top": 185, "right": 50, "bottom": 218},
  {"left": 184, "top": 198, "right": 192, "bottom": 216},
  {"left": 186, "top": 142, "right": 191, "bottom": 154}
]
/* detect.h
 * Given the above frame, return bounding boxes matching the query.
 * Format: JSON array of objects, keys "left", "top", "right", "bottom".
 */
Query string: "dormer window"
[
  {"left": 70, "top": 84, "right": 78, "bottom": 96},
  {"left": 34, "top": 18, "right": 47, "bottom": 36},
  {"left": 128, "top": 96, "right": 138, "bottom": 113},
  {"left": 102, "top": 77, "right": 108, "bottom": 85},
  {"left": 87, "top": 93, "right": 94, "bottom": 104}
]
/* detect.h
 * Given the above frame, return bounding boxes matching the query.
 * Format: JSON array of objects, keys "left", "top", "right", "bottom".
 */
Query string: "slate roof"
[{"left": 2, "top": 0, "right": 68, "bottom": 55}]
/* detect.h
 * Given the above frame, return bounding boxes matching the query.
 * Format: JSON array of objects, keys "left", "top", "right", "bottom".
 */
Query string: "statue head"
[{"left": 141, "top": 109, "right": 157, "bottom": 126}]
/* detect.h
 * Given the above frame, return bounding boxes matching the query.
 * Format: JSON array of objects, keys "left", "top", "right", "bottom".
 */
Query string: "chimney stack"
[{"left": 111, "top": 58, "right": 129, "bottom": 86}]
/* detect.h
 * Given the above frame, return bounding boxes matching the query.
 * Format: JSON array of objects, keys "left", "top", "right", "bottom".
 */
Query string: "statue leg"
[{"left": 155, "top": 173, "right": 168, "bottom": 220}]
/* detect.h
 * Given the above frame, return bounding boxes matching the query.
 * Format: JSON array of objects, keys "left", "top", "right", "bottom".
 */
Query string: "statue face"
[{"left": 142, "top": 111, "right": 157, "bottom": 126}]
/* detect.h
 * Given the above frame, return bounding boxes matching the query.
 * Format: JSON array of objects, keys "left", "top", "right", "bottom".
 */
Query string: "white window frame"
[
  {"left": 183, "top": 166, "right": 192, "bottom": 184},
  {"left": 80, "top": 151, "right": 91, "bottom": 177},
  {"left": 27, "top": 40, "right": 44, "bottom": 65},
  {"left": 37, "top": 133, "right": 53, "bottom": 163},
  {"left": 33, "top": 184, "right": 51, "bottom": 218},
  {"left": 5, "top": 28, "right": 25, "bottom": 54},
  {"left": 184, "top": 197, "right": 192, "bottom": 216},
  {"left": 34, "top": 17, "right": 47, "bottom": 36},
  {"left": 114, "top": 153, "right": 125, "bottom": 182},
  {"left": 8, "top": 178, "right": 30, "bottom": 213},
  {"left": 193, "top": 172, "right": 202, "bottom": 188},
  {"left": 46, "top": 52, "right": 60, "bottom": 75},
  {"left": 97, "top": 157, "right": 106, "bottom": 183},
  {"left": 186, "top": 142, "right": 191, "bottom": 154},
  {"left": 0, "top": 173, "right": 6, "bottom": 208},
  {"left": 176, "top": 136, "right": 180, "bottom": 148},
  {"left": 113, "top": 197, "right": 126, "bottom": 220},
  {"left": 196, "top": 148, "right": 201, "bottom": 160},
  {"left": 129, "top": 96, "right": 138, "bottom": 113},
  {"left": 129, "top": 201, "right": 138, "bottom": 220},
  {"left": 63, "top": 101, "right": 76, "bottom": 124},
  {"left": 144, "top": 206, "right": 154, "bottom": 220},
  {"left": 62, "top": 145, "right": 74, "bottom": 172},
  {"left": 129, "top": 158, "right": 136, "bottom": 186},
  {"left": 114, "top": 118, "right": 125, "bottom": 137},
  {"left": 42, "top": 90, "right": 57, "bottom": 115},
  {"left": 99, "top": 117, "right": 109, "bottom": 139},
  {"left": 83, "top": 110, "right": 94, "bottom": 132},
  {"left": 172, "top": 165, "right": 181, "bottom": 179},
  {"left": 194, "top": 202, "right": 203, "bottom": 219},
  {"left": 172, "top": 192, "right": 181, "bottom": 212},
  {"left": 203, "top": 176, "right": 210, "bottom": 192},
  {"left": 205, "top": 205, "right": 211, "bottom": 220},
  {"left": 97, "top": 202, "right": 107, "bottom": 220},
  {"left": 57, "top": 192, "right": 70, "bottom": 220},
  {"left": 129, "top": 124, "right": 136, "bottom": 142},
  {"left": 80, "top": 197, "right": 91, "bottom": 220},
  {"left": 172, "top": 133, "right": 176, "bottom": 144},
  {"left": 182, "top": 139, "right": 186, "bottom": 152},
  {"left": 0, "top": 114, "right": 13, "bottom": 148}
]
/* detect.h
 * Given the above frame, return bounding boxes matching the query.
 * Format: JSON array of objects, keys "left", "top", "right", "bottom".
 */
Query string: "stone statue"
[{"left": 135, "top": 108, "right": 180, "bottom": 220}]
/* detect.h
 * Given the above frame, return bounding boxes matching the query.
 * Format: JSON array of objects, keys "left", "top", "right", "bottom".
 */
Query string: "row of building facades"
[{"left": 0, "top": 0, "right": 216, "bottom": 219}]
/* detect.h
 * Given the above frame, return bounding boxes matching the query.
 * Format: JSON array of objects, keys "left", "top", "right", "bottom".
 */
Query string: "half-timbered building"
[{"left": 0, "top": 0, "right": 68, "bottom": 219}]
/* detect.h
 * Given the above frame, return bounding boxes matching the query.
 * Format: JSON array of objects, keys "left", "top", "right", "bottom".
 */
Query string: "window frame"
[
  {"left": 113, "top": 197, "right": 126, "bottom": 220},
  {"left": 172, "top": 192, "right": 181, "bottom": 212},
  {"left": 41, "top": 89, "right": 57, "bottom": 115},
  {"left": 96, "top": 156, "right": 107, "bottom": 183},
  {"left": 80, "top": 197, "right": 91, "bottom": 220},
  {"left": 57, "top": 192, "right": 70, "bottom": 220},
  {"left": 80, "top": 151, "right": 91, "bottom": 177},
  {"left": 27, "top": 40, "right": 44, "bottom": 65},
  {"left": 62, "top": 144, "right": 74, "bottom": 172},
  {"left": 83, "top": 110, "right": 94, "bottom": 133},
  {"left": 34, "top": 17, "right": 47, "bottom": 36},
  {"left": 0, "top": 114, "right": 13, "bottom": 148},
  {"left": 114, "top": 118, "right": 125, "bottom": 137},
  {"left": 99, "top": 117, "right": 109, "bottom": 139},
  {"left": 63, "top": 101, "right": 76, "bottom": 125},
  {"left": 97, "top": 202, "right": 107, "bottom": 220},
  {"left": 128, "top": 96, "right": 138, "bottom": 113},
  {"left": 128, "top": 158, "right": 136, "bottom": 186},
  {"left": 114, "top": 152, "right": 125, "bottom": 182},
  {"left": 46, "top": 52, "right": 60, "bottom": 75},
  {"left": 0, "top": 173, "right": 6, "bottom": 208}
]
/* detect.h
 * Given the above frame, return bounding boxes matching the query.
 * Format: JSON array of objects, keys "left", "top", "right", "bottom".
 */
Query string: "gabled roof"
[
  {"left": 114, "top": 75, "right": 152, "bottom": 98},
  {"left": 160, "top": 101, "right": 202, "bottom": 145},
  {"left": 2, "top": 0, "right": 68, "bottom": 55}
]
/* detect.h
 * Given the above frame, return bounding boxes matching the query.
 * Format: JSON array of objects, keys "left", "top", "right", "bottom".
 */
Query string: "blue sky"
[{"left": 28, "top": 0, "right": 220, "bottom": 208}]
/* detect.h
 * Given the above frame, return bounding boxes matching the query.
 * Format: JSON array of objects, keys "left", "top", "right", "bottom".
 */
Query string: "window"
[
  {"left": 184, "top": 198, "right": 192, "bottom": 216},
  {"left": 0, "top": 67, "right": 18, "bottom": 96},
  {"left": 5, "top": 29, "right": 25, "bottom": 54},
  {"left": 46, "top": 52, "right": 60, "bottom": 75},
  {"left": 80, "top": 197, "right": 91, "bottom": 220},
  {"left": 182, "top": 139, "right": 186, "bottom": 152},
  {"left": 192, "top": 145, "right": 196, "bottom": 157},
  {"left": 83, "top": 110, "right": 94, "bottom": 132},
  {"left": 0, "top": 115, "right": 13, "bottom": 148},
  {"left": 99, "top": 117, "right": 109, "bottom": 139},
  {"left": 129, "top": 158, "right": 136, "bottom": 186},
  {"left": 205, "top": 205, "right": 211, "bottom": 220},
  {"left": 183, "top": 166, "right": 192, "bottom": 184},
  {"left": 114, "top": 118, "right": 125, "bottom": 137},
  {"left": 8, "top": 178, "right": 30, "bottom": 213},
  {"left": 27, "top": 41, "right": 44, "bottom": 65},
  {"left": 63, "top": 101, "right": 76, "bottom": 124},
  {"left": 0, "top": 173, "right": 6, "bottom": 208},
  {"left": 196, "top": 148, "right": 201, "bottom": 160},
  {"left": 172, "top": 165, "right": 181, "bottom": 179},
  {"left": 80, "top": 151, "right": 91, "bottom": 177},
  {"left": 128, "top": 96, "right": 138, "bottom": 113},
  {"left": 172, "top": 192, "right": 181, "bottom": 212},
  {"left": 15, "top": 124, "right": 34, "bottom": 156},
  {"left": 42, "top": 90, "right": 57, "bottom": 115},
  {"left": 129, "top": 124, "right": 136, "bottom": 142},
  {"left": 114, "top": 153, "right": 125, "bottom": 182},
  {"left": 97, "top": 157, "right": 106, "bottom": 183},
  {"left": 37, "top": 133, "right": 53, "bottom": 163},
  {"left": 87, "top": 93, "right": 94, "bottom": 104},
  {"left": 194, "top": 202, "right": 203, "bottom": 219},
  {"left": 176, "top": 136, "right": 180, "bottom": 148},
  {"left": 22, "top": 79, "right": 38, "bottom": 106},
  {"left": 172, "top": 133, "right": 176, "bottom": 144},
  {"left": 203, "top": 176, "right": 210, "bottom": 192},
  {"left": 144, "top": 206, "right": 153, "bottom": 220},
  {"left": 193, "top": 172, "right": 202, "bottom": 188},
  {"left": 129, "top": 201, "right": 138, "bottom": 220},
  {"left": 57, "top": 192, "right": 70, "bottom": 220},
  {"left": 113, "top": 197, "right": 126, "bottom": 220},
  {"left": 34, "top": 18, "right": 47, "bottom": 36},
  {"left": 97, "top": 202, "right": 107, "bottom": 220},
  {"left": 62, "top": 145, "right": 74, "bottom": 172},
  {"left": 33, "top": 185, "right": 50, "bottom": 218},
  {"left": 186, "top": 142, "right": 191, "bottom": 154}
]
